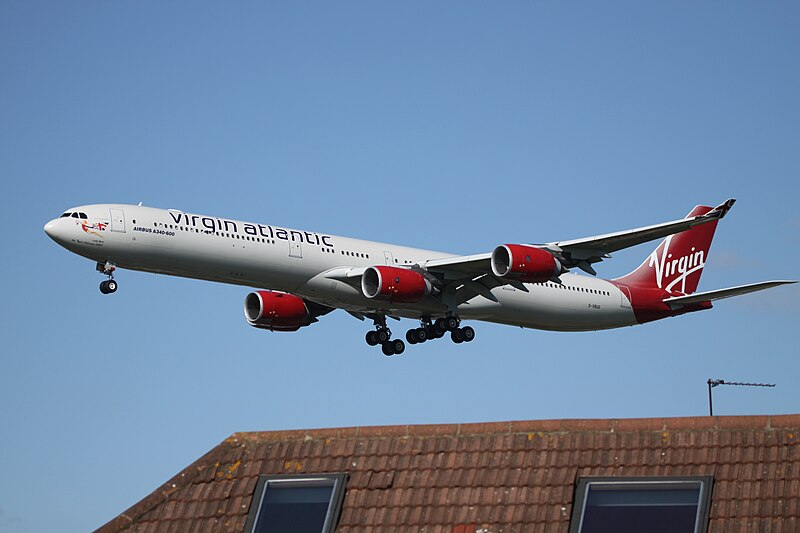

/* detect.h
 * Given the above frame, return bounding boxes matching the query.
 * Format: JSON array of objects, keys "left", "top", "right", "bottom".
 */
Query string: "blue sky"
[{"left": 1, "top": 2, "right": 798, "bottom": 532}]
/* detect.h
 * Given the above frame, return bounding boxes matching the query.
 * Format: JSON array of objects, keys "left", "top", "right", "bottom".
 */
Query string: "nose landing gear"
[
  {"left": 99, "top": 279, "right": 118, "bottom": 294},
  {"left": 97, "top": 261, "right": 118, "bottom": 294}
]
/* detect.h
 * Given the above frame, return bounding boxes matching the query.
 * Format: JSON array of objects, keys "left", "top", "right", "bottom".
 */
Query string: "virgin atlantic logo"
[{"left": 648, "top": 235, "right": 705, "bottom": 294}]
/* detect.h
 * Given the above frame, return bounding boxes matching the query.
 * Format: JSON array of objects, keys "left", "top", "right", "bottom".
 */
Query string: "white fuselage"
[{"left": 45, "top": 204, "right": 639, "bottom": 332}]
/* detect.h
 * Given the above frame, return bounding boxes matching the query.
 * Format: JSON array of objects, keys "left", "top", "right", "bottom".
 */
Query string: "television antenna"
[{"left": 707, "top": 379, "right": 775, "bottom": 416}]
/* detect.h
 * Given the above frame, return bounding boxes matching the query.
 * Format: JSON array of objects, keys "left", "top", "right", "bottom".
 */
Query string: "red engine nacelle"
[
  {"left": 243, "top": 290, "right": 313, "bottom": 332},
  {"left": 361, "top": 266, "right": 432, "bottom": 303},
  {"left": 491, "top": 244, "right": 563, "bottom": 283}
]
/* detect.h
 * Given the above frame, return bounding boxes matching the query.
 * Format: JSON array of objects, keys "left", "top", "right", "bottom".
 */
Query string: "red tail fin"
[{"left": 614, "top": 206, "right": 719, "bottom": 295}]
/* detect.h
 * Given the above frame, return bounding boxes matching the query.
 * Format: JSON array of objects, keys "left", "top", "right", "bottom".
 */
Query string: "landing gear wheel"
[
  {"left": 432, "top": 319, "right": 447, "bottom": 337},
  {"left": 376, "top": 329, "right": 390, "bottom": 343},
  {"left": 99, "top": 280, "right": 117, "bottom": 294},
  {"left": 444, "top": 316, "right": 460, "bottom": 331},
  {"left": 451, "top": 328, "right": 465, "bottom": 344},
  {"left": 382, "top": 342, "right": 395, "bottom": 356},
  {"left": 461, "top": 326, "right": 475, "bottom": 342},
  {"left": 406, "top": 329, "right": 419, "bottom": 344},
  {"left": 415, "top": 327, "right": 428, "bottom": 343},
  {"left": 391, "top": 339, "right": 405, "bottom": 355},
  {"left": 366, "top": 331, "right": 379, "bottom": 346}
]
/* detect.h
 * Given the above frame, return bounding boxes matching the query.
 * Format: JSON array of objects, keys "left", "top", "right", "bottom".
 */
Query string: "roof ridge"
[{"left": 230, "top": 414, "right": 800, "bottom": 442}]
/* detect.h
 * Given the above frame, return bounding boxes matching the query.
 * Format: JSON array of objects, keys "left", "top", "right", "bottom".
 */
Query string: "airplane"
[{"left": 44, "top": 199, "right": 795, "bottom": 356}]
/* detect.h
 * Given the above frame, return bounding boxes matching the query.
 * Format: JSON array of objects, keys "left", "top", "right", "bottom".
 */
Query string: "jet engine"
[
  {"left": 361, "top": 266, "right": 433, "bottom": 303},
  {"left": 491, "top": 244, "right": 564, "bottom": 283},
  {"left": 244, "top": 290, "right": 314, "bottom": 332}
]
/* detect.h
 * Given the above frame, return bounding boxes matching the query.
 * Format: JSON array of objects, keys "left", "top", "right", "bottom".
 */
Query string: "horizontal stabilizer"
[{"left": 663, "top": 280, "right": 796, "bottom": 309}]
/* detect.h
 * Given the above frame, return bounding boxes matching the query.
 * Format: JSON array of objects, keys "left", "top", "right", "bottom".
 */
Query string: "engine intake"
[
  {"left": 362, "top": 266, "right": 432, "bottom": 303},
  {"left": 244, "top": 290, "right": 313, "bottom": 332},
  {"left": 491, "top": 244, "right": 563, "bottom": 283}
]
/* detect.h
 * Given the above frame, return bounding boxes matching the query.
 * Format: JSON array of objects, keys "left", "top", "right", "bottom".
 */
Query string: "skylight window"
[
  {"left": 245, "top": 473, "right": 347, "bottom": 533},
  {"left": 569, "top": 477, "right": 712, "bottom": 533}
]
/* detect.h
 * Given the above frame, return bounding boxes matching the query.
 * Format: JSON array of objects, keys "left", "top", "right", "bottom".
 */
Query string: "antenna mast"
[{"left": 707, "top": 379, "right": 775, "bottom": 416}]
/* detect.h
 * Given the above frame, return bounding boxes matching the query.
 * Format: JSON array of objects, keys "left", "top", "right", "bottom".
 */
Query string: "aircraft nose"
[{"left": 44, "top": 219, "right": 68, "bottom": 243}]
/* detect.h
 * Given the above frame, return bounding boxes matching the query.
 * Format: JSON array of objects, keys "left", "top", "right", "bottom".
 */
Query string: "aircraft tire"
[
  {"left": 382, "top": 342, "right": 394, "bottom": 356},
  {"left": 391, "top": 339, "right": 405, "bottom": 355},
  {"left": 451, "top": 329, "right": 464, "bottom": 344},
  {"left": 415, "top": 327, "right": 427, "bottom": 343},
  {"left": 377, "top": 330, "right": 390, "bottom": 344},
  {"left": 106, "top": 280, "right": 118, "bottom": 293},
  {"left": 461, "top": 326, "right": 475, "bottom": 342},
  {"left": 444, "top": 316, "right": 459, "bottom": 331},
  {"left": 406, "top": 329, "right": 418, "bottom": 344},
  {"left": 366, "top": 331, "right": 379, "bottom": 346}
]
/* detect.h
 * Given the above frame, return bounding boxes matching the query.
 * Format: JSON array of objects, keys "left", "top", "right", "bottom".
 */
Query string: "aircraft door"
[
  {"left": 619, "top": 285, "right": 632, "bottom": 309},
  {"left": 289, "top": 240, "right": 302, "bottom": 258},
  {"left": 383, "top": 251, "right": 394, "bottom": 265},
  {"left": 110, "top": 208, "right": 126, "bottom": 232}
]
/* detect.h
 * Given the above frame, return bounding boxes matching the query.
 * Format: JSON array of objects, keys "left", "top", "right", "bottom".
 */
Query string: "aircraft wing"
[
  {"left": 663, "top": 280, "right": 797, "bottom": 309},
  {"left": 541, "top": 198, "right": 736, "bottom": 274},
  {"left": 423, "top": 198, "right": 736, "bottom": 277},
  {"left": 326, "top": 199, "right": 745, "bottom": 308}
]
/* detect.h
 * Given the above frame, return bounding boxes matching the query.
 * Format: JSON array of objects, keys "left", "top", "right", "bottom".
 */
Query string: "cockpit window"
[
  {"left": 71, "top": 213, "right": 80, "bottom": 218},
  {"left": 79, "top": 212, "right": 88, "bottom": 219},
  {"left": 60, "top": 212, "right": 72, "bottom": 218}
]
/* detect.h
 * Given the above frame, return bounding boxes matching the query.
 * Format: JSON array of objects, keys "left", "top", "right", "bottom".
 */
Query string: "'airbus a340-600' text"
[{"left": 44, "top": 199, "right": 795, "bottom": 356}]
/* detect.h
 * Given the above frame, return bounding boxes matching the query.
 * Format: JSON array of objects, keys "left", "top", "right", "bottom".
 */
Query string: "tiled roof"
[{"left": 96, "top": 415, "right": 800, "bottom": 533}]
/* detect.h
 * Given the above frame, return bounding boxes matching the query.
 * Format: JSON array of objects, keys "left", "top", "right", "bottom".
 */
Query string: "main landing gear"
[
  {"left": 405, "top": 316, "right": 475, "bottom": 345},
  {"left": 365, "top": 315, "right": 405, "bottom": 356},
  {"left": 365, "top": 315, "right": 476, "bottom": 355},
  {"left": 97, "top": 261, "right": 118, "bottom": 294}
]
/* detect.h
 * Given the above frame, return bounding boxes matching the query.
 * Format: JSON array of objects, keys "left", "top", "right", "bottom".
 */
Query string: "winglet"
[{"left": 704, "top": 198, "right": 736, "bottom": 220}]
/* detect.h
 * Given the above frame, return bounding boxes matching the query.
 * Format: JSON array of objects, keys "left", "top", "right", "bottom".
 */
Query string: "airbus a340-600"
[{"left": 44, "top": 199, "right": 794, "bottom": 355}]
